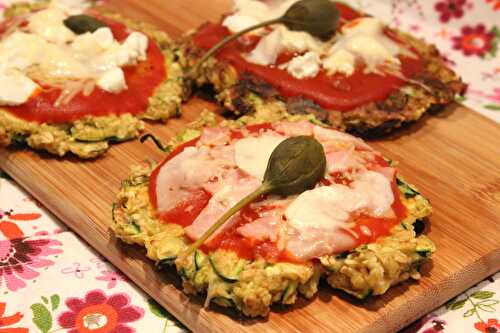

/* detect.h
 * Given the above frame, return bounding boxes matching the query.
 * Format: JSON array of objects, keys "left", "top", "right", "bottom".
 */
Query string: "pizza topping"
[
  {"left": 151, "top": 122, "right": 407, "bottom": 262},
  {"left": 223, "top": 1, "right": 416, "bottom": 79},
  {"left": 0, "top": 1, "right": 150, "bottom": 107},
  {"left": 96, "top": 67, "right": 127, "bottom": 93},
  {"left": 194, "top": 3, "right": 424, "bottom": 111}
]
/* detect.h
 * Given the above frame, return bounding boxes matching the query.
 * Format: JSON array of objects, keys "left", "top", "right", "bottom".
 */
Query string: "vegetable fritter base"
[{"left": 112, "top": 118, "right": 435, "bottom": 317}]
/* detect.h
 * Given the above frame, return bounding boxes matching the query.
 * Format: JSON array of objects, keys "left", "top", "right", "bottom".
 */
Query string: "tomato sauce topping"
[
  {"left": 2, "top": 15, "right": 166, "bottom": 124},
  {"left": 192, "top": 3, "right": 424, "bottom": 112},
  {"left": 149, "top": 123, "right": 408, "bottom": 262}
]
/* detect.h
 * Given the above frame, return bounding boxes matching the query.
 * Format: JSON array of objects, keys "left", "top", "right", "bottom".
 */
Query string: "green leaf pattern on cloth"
[{"left": 30, "top": 303, "right": 52, "bottom": 333}]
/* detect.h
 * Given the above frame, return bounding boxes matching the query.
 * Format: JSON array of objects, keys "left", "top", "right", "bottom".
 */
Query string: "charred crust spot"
[
  {"left": 414, "top": 74, "right": 456, "bottom": 102},
  {"left": 375, "top": 92, "right": 409, "bottom": 113},
  {"left": 232, "top": 95, "right": 254, "bottom": 115},
  {"left": 413, "top": 219, "right": 427, "bottom": 236},
  {"left": 449, "top": 80, "right": 468, "bottom": 95},
  {"left": 286, "top": 96, "right": 329, "bottom": 122},
  {"left": 348, "top": 119, "right": 401, "bottom": 139},
  {"left": 236, "top": 73, "right": 278, "bottom": 99}
]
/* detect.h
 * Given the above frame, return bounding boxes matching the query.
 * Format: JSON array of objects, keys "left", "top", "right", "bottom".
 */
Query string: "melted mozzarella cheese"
[
  {"left": 155, "top": 147, "right": 214, "bottom": 212},
  {"left": 286, "top": 170, "right": 394, "bottom": 232},
  {"left": 351, "top": 171, "right": 395, "bottom": 217},
  {"left": 282, "top": 170, "right": 394, "bottom": 259},
  {"left": 234, "top": 134, "right": 286, "bottom": 180}
]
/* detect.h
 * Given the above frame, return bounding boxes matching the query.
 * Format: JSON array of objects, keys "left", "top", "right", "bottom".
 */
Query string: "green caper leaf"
[
  {"left": 63, "top": 14, "right": 107, "bottom": 34},
  {"left": 264, "top": 136, "right": 326, "bottom": 196},
  {"left": 282, "top": 0, "right": 340, "bottom": 39}
]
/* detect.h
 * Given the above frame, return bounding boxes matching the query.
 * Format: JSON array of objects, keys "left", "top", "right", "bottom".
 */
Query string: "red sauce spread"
[
  {"left": 149, "top": 123, "right": 408, "bottom": 262},
  {"left": 192, "top": 3, "right": 424, "bottom": 111},
  {"left": 2, "top": 14, "right": 166, "bottom": 124}
]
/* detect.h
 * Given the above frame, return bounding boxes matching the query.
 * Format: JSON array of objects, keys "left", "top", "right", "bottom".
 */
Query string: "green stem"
[
  {"left": 465, "top": 292, "right": 484, "bottom": 323},
  {"left": 187, "top": 17, "right": 282, "bottom": 79},
  {"left": 181, "top": 183, "right": 272, "bottom": 258},
  {"left": 140, "top": 134, "right": 171, "bottom": 153},
  {"left": 162, "top": 319, "right": 168, "bottom": 333}
]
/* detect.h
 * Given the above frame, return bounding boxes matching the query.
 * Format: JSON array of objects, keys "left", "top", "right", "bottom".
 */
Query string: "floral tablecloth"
[{"left": 1, "top": 1, "right": 499, "bottom": 333}]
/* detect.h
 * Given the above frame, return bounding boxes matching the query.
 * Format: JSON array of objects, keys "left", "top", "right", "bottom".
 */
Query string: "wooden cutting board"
[{"left": 1, "top": 1, "right": 500, "bottom": 332}]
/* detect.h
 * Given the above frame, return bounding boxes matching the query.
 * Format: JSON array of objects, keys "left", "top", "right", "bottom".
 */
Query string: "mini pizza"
[
  {"left": 177, "top": 0, "right": 466, "bottom": 136},
  {"left": 0, "top": 0, "right": 183, "bottom": 158},
  {"left": 112, "top": 119, "right": 435, "bottom": 317}
]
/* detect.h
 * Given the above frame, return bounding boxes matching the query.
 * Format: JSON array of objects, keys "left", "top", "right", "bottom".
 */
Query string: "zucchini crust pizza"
[
  {"left": 177, "top": 0, "right": 466, "bottom": 136},
  {"left": 0, "top": 1, "right": 183, "bottom": 158},
  {"left": 112, "top": 119, "right": 435, "bottom": 317}
]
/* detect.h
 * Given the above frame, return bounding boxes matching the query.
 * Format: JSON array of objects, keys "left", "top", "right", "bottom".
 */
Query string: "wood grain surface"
[{"left": 1, "top": 1, "right": 500, "bottom": 332}]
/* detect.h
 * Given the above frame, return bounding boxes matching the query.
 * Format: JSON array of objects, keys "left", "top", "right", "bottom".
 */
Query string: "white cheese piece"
[
  {"left": 246, "top": 29, "right": 283, "bottom": 66},
  {"left": 0, "top": 32, "right": 45, "bottom": 71},
  {"left": 72, "top": 28, "right": 116, "bottom": 56},
  {"left": 96, "top": 32, "right": 149, "bottom": 71},
  {"left": 122, "top": 32, "right": 149, "bottom": 62},
  {"left": 285, "top": 51, "right": 321, "bottom": 79},
  {"left": 27, "top": 7, "right": 76, "bottom": 44},
  {"left": 322, "top": 49, "right": 356, "bottom": 76},
  {"left": 96, "top": 67, "right": 127, "bottom": 93},
  {"left": 223, "top": 0, "right": 295, "bottom": 32},
  {"left": 278, "top": 26, "right": 322, "bottom": 53},
  {"left": 234, "top": 134, "right": 286, "bottom": 180},
  {"left": 93, "top": 27, "right": 115, "bottom": 49},
  {"left": 0, "top": 70, "right": 39, "bottom": 106},
  {"left": 324, "top": 17, "right": 410, "bottom": 75},
  {"left": 222, "top": 14, "right": 261, "bottom": 33}
]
